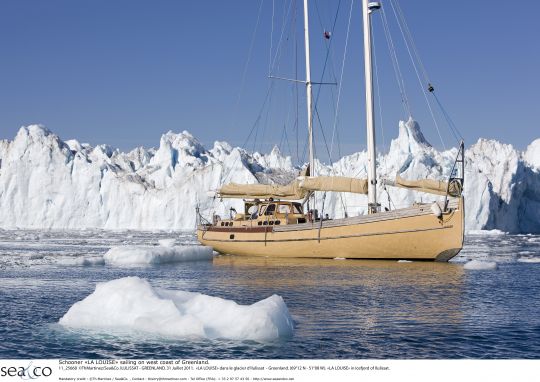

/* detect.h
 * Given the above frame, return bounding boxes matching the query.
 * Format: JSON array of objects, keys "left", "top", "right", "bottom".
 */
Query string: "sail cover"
[
  {"left": 218, "top": 181, "right": 307, "bottom": 200},
  {"left": 393, "top": 175, "right": 460, "bottom": 196},
  {"left": 218, "top": 176, "right": 368, "bottom": 200},
  {"left": 299, "top": 176, "right": 368, "bottom": 194}
]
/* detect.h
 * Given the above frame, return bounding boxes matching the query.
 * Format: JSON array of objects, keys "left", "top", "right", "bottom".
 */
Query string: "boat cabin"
[{"left": 214, "top": 200, "right": 308, "bottom": 228}]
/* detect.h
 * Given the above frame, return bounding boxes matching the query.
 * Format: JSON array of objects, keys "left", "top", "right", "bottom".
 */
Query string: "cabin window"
[
  {"left": 275, "top": 220, "right": 281, "bottom": 225},
  {"left": 278, "top": 204, "right": 290, "bottom": 214},
  {"left": 265, "top": 204, "right": 276, "bottom": 216},
  {"left": 263, "top": 221, "right": 268, "bottom": 225},
  {"left": 259, "top": 205, "right": 267, "bottom": 216},
  {"left": 258, "top": 221, "right": 262, "bottom": 226},
  {"left": 229, "top": 234, "right": 235, "bottom": 240},
  {"left": 292, "top": 203, "right": 303, "bottom": 214}
]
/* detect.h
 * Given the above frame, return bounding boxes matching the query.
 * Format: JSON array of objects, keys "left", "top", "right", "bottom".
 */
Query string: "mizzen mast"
[{"left": 362, "top": 0, "right": 381, "bottom": 213}]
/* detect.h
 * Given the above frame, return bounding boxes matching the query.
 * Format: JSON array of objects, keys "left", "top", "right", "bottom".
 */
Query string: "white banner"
[{"left": 0, "top": 359, "right": 538, "bottom": 382}]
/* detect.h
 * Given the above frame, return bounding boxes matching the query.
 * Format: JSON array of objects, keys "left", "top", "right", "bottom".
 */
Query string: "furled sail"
[
  {"left": 218, "top": 181, "right": 307, "bottom": 200},
  {"left": 218, "top": 176, "right": 368, "bottom": 200},
  {"left": 298, "top": 176, "right": 368, "bottom": 194},
  {"left": 393, "top": 175, "right": 461, "bottom": 197}
]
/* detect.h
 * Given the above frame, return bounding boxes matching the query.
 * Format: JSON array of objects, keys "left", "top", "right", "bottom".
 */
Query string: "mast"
[
  {"left": 303, "top": 0, "right": 315, "bottom": 177},
  {"left": 362, "top": 0, "right": 380, "bottom": 214}
]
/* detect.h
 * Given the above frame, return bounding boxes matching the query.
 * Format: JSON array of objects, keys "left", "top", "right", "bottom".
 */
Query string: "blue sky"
[{"left": 0, "top": 0, "right": 538, "bottom": 164}]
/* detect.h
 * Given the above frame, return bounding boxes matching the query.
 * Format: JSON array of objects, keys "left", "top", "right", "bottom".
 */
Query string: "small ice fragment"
[
  {"left": 158, "top": 238, "right": 176, "bottom": 247},
  {"left": 77, "top": 257, "right": 105, "bottom": 266},
  {"left": 517, "top": 257, "right": 540, "bottom": 263},
  {"left": 464, "top": 260, "right": 497, "bottom": 270},
  {"left": 466, "top": 229, "right": 507, "bottom": 236},
  {"left": 56, "top": 256, "right": 105, "bottom": 266},
  {"left": 59, "top": 276, "right": 293, "bottom": 341},
  {"left": 29, "top": 254, "right": 44, "bottom": 260},
  {"left": 104, "top": 245, "right": 213, "bottom": 265}
]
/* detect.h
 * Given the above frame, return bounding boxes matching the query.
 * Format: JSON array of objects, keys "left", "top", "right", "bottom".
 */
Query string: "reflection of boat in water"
[
  {"left": 197, "top": 0, "right": 465, "bottom": 261},
  {"left": 212, "top": 255, "right": 465, "bottom": 325}
]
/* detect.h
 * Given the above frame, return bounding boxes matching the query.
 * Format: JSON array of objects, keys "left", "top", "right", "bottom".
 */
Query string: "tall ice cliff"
[{"left": 0, "top": 120, "right": 539, "bottom": 233}]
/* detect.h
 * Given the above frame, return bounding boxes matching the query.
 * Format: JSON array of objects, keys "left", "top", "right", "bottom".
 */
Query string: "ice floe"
[
  {"left": 57, "top": 256, "right": 105, "bottom": 266},
  {"left": 466, "top": 229, "right": 507, "bottom": 236},
  {"left": 103, "top": 245, "right": 213, "bottom": 265},
  {"left": 59, "top": 276, "right": 293, "bottom": 341},
  {"left": 517, "top": 257, "right": 540, "bottom": 263},
  {"left": 464, "top": 260, "right": 498, "bottom": 270},
  {"left": 158, "top": 238, "right": 176, "bottom": 247}
]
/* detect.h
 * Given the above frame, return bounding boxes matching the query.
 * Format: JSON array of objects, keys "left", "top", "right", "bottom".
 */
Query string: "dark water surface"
[{"left": 0, "top": 230, "right": 539, "bottom": 359}]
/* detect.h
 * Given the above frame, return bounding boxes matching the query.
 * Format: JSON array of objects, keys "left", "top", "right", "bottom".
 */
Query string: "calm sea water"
[{"left": 0, "top": 229, "right": 539, "bottom": 359}]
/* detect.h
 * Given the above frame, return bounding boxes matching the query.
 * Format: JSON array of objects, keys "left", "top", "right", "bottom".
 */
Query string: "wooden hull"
[{"left": 197, "top": 197, "right": 464, "bottom": 262}]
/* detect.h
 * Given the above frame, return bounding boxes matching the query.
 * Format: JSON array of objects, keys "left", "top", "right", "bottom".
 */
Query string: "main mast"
[
  {"left": 303, "top": 0, "right": 315, "bottom": 177},
  {"left": 362, "top": 0, "right": 380, "bottom": 213}
]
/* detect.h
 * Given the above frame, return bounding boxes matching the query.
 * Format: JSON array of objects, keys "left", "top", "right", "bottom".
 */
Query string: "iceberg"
[
  {"left": 0, "top": 120, "right": 539, "bottom": 233},
  {"left": 59, "top": 276, "right": 294, "bottom": 341}
]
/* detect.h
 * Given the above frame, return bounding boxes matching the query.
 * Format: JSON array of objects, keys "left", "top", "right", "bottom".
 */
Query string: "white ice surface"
[
  {"left": 466, "top": 229, "right": 507, "bottom": 235},
  {"left": 103, "top": 245, "right": 213, "bottom": 265},
  {"left": 1, "top": 119, "right": 539, "bottom": 233},
  {"left": 57, "top": 256, "right": 105, "bottom": 266},
  {"left": 59, "top": 276, "right": 294, "bottom": 341},
  {"left": 158, "top": 238, "right": 176, "bottom": 247},
  {"left": 517, "top": 257, "right": 540, "bottom": 263},
  {"left": 464, "top": 260, "right": 498, "bottom": 270}
]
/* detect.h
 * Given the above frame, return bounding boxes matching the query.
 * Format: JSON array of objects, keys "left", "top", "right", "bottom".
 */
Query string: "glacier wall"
[{"left": 0, "top": 120, "right": 539, "bottom": 233}]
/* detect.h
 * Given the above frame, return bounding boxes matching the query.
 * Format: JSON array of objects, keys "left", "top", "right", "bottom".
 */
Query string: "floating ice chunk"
[
  {"left": 29, "top": 253, "right": 44, "bottom": 260},
  {"left": 103, "top": 245, "right": 213, "bottom": 265},
  {"left": 77, "top": 256, "right": 105, "bottom": 266},
  {"left": 517, "top": 257, "right": 540, "bottom": 263},
  {"left": 464, "top": 260, "right": 497, "bottom": 270},
  {"left": 56, "top": 256, "right": 105, "bottom": 266},
  {"left": 158, "top": 238, "right": 176, "bottom": 247},
  {"left": 59, "top": 276, "right": 293, "bottom": 341},
  {"left": 466, "top": 229, "right": 507, "bottom": 236}
]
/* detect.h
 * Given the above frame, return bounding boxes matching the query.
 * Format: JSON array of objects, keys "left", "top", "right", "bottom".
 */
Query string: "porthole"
[
  {"left": 229, "top": 234, "right": 235, "bottom": 240},
  {"left": 275, "top": 220, "right": 281, "bottom": 225},
  {"left": 269, "top": 221, "right": 274, "bottom": 225},
  {"left": 263, "top": 221, "right": 268, "bottom": 226},
  {"left": 258, "top": 221, "right": 262, "bottom": 226}
]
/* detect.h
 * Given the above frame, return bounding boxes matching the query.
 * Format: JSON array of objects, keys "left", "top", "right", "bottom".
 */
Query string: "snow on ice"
[
  {"left": 59, "top": 276, "right": 294, "bottom": 341},
  {"left": 103, "top": 245, "right": 213, "bottom": 265},
  {"left": 0, "top": 119, "right": 539, "bottom": 233}
]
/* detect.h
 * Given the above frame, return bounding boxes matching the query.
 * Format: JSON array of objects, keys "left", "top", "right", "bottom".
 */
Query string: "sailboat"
[{"left": 197, "top": 0, "right": 464, "bottom": 261}]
